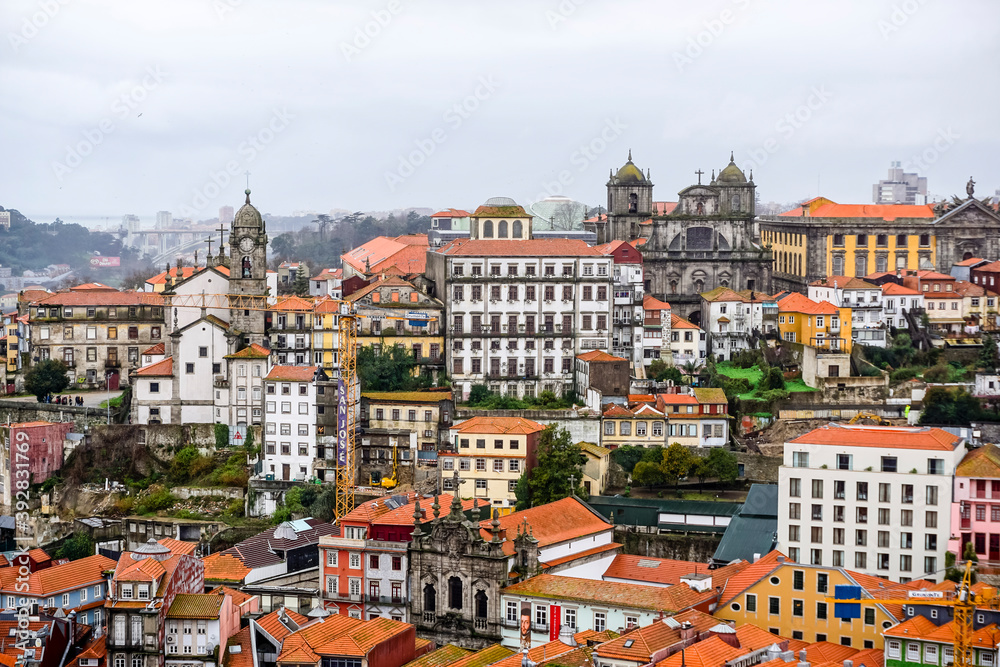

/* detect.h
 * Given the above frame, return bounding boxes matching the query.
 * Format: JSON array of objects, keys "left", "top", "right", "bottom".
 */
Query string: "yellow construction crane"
[{"left": 829, "top": 561, "right": 996, "bottom": 667}]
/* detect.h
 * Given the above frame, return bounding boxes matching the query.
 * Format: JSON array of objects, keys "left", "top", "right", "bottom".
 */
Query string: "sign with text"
[
  {"left": 89, "top": 256, "right": 121, "bottom": 267},
  {"left": 549, "top": 605, "right": 560, "bottom": 641},
  {"left": 337, "top": 377, "right": 348, "bottom": 466}
]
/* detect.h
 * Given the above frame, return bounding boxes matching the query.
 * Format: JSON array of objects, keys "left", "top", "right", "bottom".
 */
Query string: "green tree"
[
  {"left": 632, "top": 461, "right": 664, "bottom": 489},
  {"left": 660, "top": 443, "right": 695, "bottom": 491},
  {"left": 759, "top": 366, "right": 786, "bottom": 391},
  {"left": 55, "top": 533, "right": 94, "bottom": 561},
  {"left": 356, "top": 344, "right": 427, "bottom": 392},
  {"left": 980, "top": 334, "right": 999, "bottom": 370},
  {"left": 680, "top": 361, "right": 701, "bottom": 385},
  {"left": 293, "top": 266, "right": 310, "bottom": 296},
  {"left": 467, "top": 385, "right": 493, "bottom": 405},
  {"left": 690, "top": 457, "right": 712, "bottom": 492},
  {"left": 648, "top": 360, "right": 682, "bottom": 383},
  {"left": 705, "top": 447, "right": 739, "bottom": 484},
  {"left": 920, "top": 387, "right": 988, "bottom": 425},
  {"left": 24, "top": 359, "right": 70, "bottom": 400},
  {"left": 610, "top": 445, "right": 645, "bottom": 474},
  {"left": 964, "top": 541, "right": 980, "bottom": 563},
  {"left": 514, "top": 425, "right": 586, "bottom": 510}
]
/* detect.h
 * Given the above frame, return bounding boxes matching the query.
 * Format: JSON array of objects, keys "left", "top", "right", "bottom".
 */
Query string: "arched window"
[
  {"left": 856, "top": 255, "right": 867, "bottom": 277},
  {"left": 876, "top": 255, "right": 888, "bottom": 273},
  {"left": 448, "top": 576, "right": 463, "bottom": 610},
  {"left": 475, "top": 590, "right": 488, "bottom": 619},
  {"left": 423, "top": 583, "right": 436, "bottom": 613},
  {"left": 483, "top": 220, "right": 494, "bottom": 238},
  {"left": 732, "top": 195, "right": 741, "bottom": 211},
  {"left": 512, "top": 220, "right": 523, "bottom": 238},
  {"left": 242, "top": 256, "right": 252, "bottom": 278},
  {"left": 498, "top": 220, "right": 508, "bottom": 238},
  {"left": 629, "top": 193, "right": 638, "bottom": 213}
]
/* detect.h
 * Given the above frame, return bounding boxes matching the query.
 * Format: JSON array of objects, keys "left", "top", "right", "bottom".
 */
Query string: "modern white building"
[
  {"left": 809, "top": 277, "right": 886, "bottom": 348},
  {"left": 777, "top": 424, "right": 965, "bottom": 583},
  {"left": 263, "top": 365, "right": 323, "bottom": 482},
  {"left": 425, "top": 198, "right": 614, "bottom": 401}
]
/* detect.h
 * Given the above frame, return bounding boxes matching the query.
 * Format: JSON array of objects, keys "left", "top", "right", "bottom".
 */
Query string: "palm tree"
[{"left": 680, "top": 361, "right": 701, "bottom": 385}]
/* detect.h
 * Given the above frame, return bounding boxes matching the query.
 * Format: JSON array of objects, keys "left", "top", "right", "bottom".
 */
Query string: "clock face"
[{"left": 239, "top": 236, "right": 255, "bottom": 253}]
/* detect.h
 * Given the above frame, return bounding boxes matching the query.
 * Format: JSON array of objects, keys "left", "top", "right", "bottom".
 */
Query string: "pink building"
[
  {"left": 0, "top": 421, "right": 73, "bottom": 508},
  {"left": 949, "top": 443, "right": 1000, "bottom": 561}
]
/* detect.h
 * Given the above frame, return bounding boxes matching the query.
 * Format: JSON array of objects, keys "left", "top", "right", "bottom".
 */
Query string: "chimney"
[
  {"left": 802, "top": 204, "right": 809, "bottom": 217},
  {"left": 680, "top": 622, "right": 697, "bottom": 641},
  {"left": 776, "top": 556, "right": 785, "bottom": 564},
  {"left": 844, "top": 661, "right": 853, "bottom": 667},
  {"left": 798, "top": 649, "right": 810, "bottom": 667}
]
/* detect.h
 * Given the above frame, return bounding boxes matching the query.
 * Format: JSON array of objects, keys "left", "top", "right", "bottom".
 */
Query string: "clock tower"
[{"left": 228, "top": 189, "right": 268, "bottom": 346}]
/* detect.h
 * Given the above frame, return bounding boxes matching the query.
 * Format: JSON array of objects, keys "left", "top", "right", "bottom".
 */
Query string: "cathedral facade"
[{"left": 592, "top": 153, "right": 773, "bottom": 324}]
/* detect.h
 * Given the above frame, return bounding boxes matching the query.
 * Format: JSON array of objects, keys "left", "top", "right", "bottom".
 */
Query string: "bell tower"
[
  {"left": 604, "top": 151, "right": 654, "bottom": 242},
  {"left": 228, "top": 189, "right": 268, "bottom": 346}
]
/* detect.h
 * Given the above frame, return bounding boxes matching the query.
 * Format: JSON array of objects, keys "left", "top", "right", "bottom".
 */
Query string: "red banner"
[
  {"left": 89, "top": 256, "right": 121, "bottom": 267},
  {"left": 549, "top": 605, "right": 560, "bottom": 641}
]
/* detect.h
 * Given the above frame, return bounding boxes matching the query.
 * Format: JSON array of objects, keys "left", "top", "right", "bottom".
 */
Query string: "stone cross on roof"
[
  {"left": 448, "top": 469, "right": 466, "bottom": 519},
  {"left": 568, "top": 474, "right": 577, "bottom": 497}
]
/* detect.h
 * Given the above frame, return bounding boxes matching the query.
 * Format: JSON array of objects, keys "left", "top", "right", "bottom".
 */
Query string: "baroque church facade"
[{"left": 591, "top": 153, "right": 773, "bottom": 324}]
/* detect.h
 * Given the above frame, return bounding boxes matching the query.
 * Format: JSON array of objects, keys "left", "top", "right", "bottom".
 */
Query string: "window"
[
  {"left": 834, "top": 480, "right": 845, "bottom": 499},
  {"left": 594, "top": 611, "right": 607, "bottom": 632},
  {"left": 535, "top": 605, "right": 547, "bottom": 628},
  {"left": 836, "top": 454, "right": 852, "bottom": 470},
  {"left": 855, "top": 552, "right": 867, "bottom": 568},
  {"left": 881, "top": 456, "right": 897, "bottom": 473},
  {"left": 811, "top": 527, "right": 823, "bottom": 544},
  {"left": 745, "top": 594, "right": 757, "bottom": 612},
  {"left": 789, "top": 478, "right": 801, "bottom": 497},
  {"left": 926, "top": 511, "right": 938, "bottom": 528},
  {"left": 792, "top": 570, "right": 804, "bottom": 590},
  {"left": 812, "top": 479, "right": 823, "bottom": 499},
  {"left": 789, "top": 503, "right": 800, "bottom": 520},
  {"left": 907, "top": 643, "right": 920, "bottom": 662},
  {"left": 887, "top": 641, "right": 901, "bottom": 659},
  {"left": 927, "top": 486, "right": 938, "bottom": 505},
  {"left": 349, "top": 552, "right": 361, "bottom": 569},
  {"left": 788, "top": 525, "right": 800, "bottom": 542},
  {"left": 792, "top": 451, "right": 809, "bottom": 468},
  {"left": 856, "top": 482, "right": 868, "bottom": 500},
  {"left": 768, "top": 596, "right": 780, "bottom": 615}
]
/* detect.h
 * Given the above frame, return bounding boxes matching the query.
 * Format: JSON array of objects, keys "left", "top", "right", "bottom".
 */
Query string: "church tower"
[
  {"left": 228, "top": 189, "right": 268, "bottom": 347},
  {"left": 602, "top": 151, "right": 654, "bottom": 243}
]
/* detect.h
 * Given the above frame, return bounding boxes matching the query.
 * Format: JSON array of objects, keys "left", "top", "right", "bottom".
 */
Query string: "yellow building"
[
  {"left": 2, "top": 311, "right": 20, "bottom": 373},
  {"left": 776, "top": 292, "right": 853, "bottom": 353},
  {"left": 312, "top": 297, "right": 340, "bottom": 370},
  {"left": 346, "top": 276, "right": 445, "bottom": 381},
  {"left": 600, "top": 403, "right": 666, "bottom": 449},
  {"left": 578, "top": 441, "right": 612, "bottom": 495},
  {"left": 715, "top": 551, "right": 906, "bottom": 648}
]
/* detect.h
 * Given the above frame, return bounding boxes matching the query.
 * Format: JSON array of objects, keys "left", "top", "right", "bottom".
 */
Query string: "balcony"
[
  {"left": 365, "top": 595, "right": 408, "bottom": 605},
  {"left": 105, "top": 358, "right": 121, "bottom": 368}
]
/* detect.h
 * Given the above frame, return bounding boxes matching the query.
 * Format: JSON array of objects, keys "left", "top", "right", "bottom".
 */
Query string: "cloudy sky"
[{"left": 2, "top": 0, "right": 998, "bottom": 225}]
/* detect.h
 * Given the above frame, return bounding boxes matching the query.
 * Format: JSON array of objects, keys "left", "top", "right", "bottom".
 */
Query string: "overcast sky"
[{"left": 2, "top": 0, "right": 998, "bottom": 225}]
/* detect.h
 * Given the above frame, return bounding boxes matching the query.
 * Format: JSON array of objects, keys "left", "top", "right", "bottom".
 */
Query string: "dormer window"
[
  {"left": 121, "top": 585, "right": 133, "bottom": 599},
  {"left": 138, "top": 584, "right": 149, "bottom": 600}
]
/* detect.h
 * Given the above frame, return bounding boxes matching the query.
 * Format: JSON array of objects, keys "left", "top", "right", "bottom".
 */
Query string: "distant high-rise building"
[
  {"left": 219, "top": 206, "right": 234, "bottom": 225},
  {"left": 122, "top": 214, "right": 141, "bottom": 232},
  {"left": 0, "top": 211, "right": 10, "bottom": 230},
  {"left": 156, "top": 210, "right": 172, "bottom": 228},
  {"left": 872, "top": 161, "right": 927, "bottom": 205}
]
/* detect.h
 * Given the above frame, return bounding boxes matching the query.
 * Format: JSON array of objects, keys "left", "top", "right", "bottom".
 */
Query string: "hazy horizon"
[{"left": 3, "top": 1, "right": 998, "bottom": 223}]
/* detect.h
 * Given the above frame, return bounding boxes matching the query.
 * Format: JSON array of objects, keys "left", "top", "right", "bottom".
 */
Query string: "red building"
[{"left": 0, "top": 421, "right": 73, "bottom": 508}]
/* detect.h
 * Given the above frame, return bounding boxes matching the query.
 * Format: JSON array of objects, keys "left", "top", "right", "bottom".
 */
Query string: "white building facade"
[
  {"left": 777, "top": 424, "right": 965, "bottom": 583},
  {"left": 263, "top": 366, "right": 321, "bottom": 482},
  {"left": 808, "top": 277, "right": 887, "bottom": 348}
]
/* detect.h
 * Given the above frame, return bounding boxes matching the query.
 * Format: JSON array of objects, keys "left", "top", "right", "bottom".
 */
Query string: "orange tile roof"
[
  {"left": 447, "top": 644, "right": 515, "bottom": 667},
  {"left": 70, "top": 282, "right": 116, "bottom": 290},
  {"left": 477, "top": 496, "right": 611, "bottom": 556},
  {"left": 777, "top": 291, "right": 840, "bottom": 315},
  {"left": 502, "top": 573, "right": 708, "bottom": 613},
  {"left": 603, "top": 555, "right": 713, "bottom": 585},
  {"left": 432, "top": 208, "right": 471, "bottom": 218},
  {"left": 437, "top": 238, "right": 602, "bottom": 257},
  {"left": 313, "top": 616, "right": 411, "bottom": 657},
  {"left": 146, "top": 266, "right": 201, "bottom": 285},
  {"left": 34, "top": 290, "right": 161, "bottom": 307},
  {"left": 957, "top": 444, "right": 1000, "bottom": 478},
  {"left": 883, "top": 614, "right": 943, "bottom": 639},
  {"left": 202, "top": 552, "right": 252, "bottom": 583},
  {"left": 671, "top": 313, "right": 700, "bottom": 329},
  {"left": 225, "top": 343, "right": 270, "bottom": 359},
  {"left": 577, "top": 350, "right": 628, "bottom": 362},
  {"left": 957, "top": 257, "right": 987, "bottom": 267},
  {"left": 375, "top": 494, "right": 478, "bottom": 527},
  {"left": 806, "top": 642, "right": 859, "bottom": 664},
  {"left": 541, "top": 542, "right": 621, "bottom": 569},
  {"left": 882, "top": 283, "right": 921, "bottom": 296},
  {"left": 344, "top": 275, "right": 418, "bottom": 303},
  {"left": 0, "top": 554, "right": 116, "bottom": 598},
  {"left": 224, "top": 626, "right": 253, "bottom": 667},
  {"left": 491, "top": 641, "right": 575, "bottom": 667},
  {"left": 850, "top": 649, "right": 884, "bottom": 667},
  {"left": 19, "top": 289, "right": 51, "bottom": 304},
  {"left": 311, "top": 268, "right": 343, "bottom": 281},
  {"left": 779, "top": 200, "right": 935, "bottom": 220},
  {"left": 135, "top": 357, "right": 173, "bottom": 376},
  {"left": 603, "top": 404, "right": 635, "bottom": 417},
  {"left": 167, "top": 593, "right": 225, "bottom": 619},
  {"left": 265, "top": 365, "right": 318, "bottom": 382},
  {"left": 402, "top": 643, "right": 473, "bottom": 667},
  {"left": 255, "top": 608, "right": 310, "bottom": 643},
  {"left": 788, "top": 423, "right": 961, "bottom": 450},
  {"left": 141, "top": 343, "right": 165, "bottom": 356},
  {"left": 362, "top": 390, "right": 453, "bottom": 404},
  {"left": 719, "top": 550, "right": 786, "bottom": 605},
  {"left": 214, "top": 585, "right": 256, "bottom": 610},
  {"left": 452, "top": 415, "right": 545, "bottom": 435},
  {"left": 643, "top": 295, "right": 672, "bottom": 311},
  {"left": 273, "top": 295, "right": 315, "bottom": 311},
  {"left": 343, "top": 235, "right": 429, "bottom": 275},
  {"left": 596, "top": 610, "right": 719, "bottom": 661},
  {"left": 158, "top": 537, "right": 197, "bottom": 555},
  {"left": 700, "top": 286, "right": 751, "bottom": 303}
]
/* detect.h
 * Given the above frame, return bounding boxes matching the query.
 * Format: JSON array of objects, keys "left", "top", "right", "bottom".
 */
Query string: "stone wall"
[
  {"left": 0, "top": 399, "right": 102, "bottom": 431},
  {"left": 173, "top": 487, "right": 244, "bottom": 500},
  {"left": 614, "top": 528, "right": 720, "bottom": 562},
  {"left": 733, "top": 452, "right": 782, "bottom": 483}
]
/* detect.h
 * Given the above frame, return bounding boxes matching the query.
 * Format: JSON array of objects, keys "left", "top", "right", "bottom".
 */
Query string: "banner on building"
[
  {"left": 89, "top": 256, "right": 121, "bottom": 267},
  {"left": 519, "top": 601, "right": 532, "bottom": 650},
  {"left": 337, "top": 377, "right": 348, "bottom": 465},
  {"left": 549, "top": 605, "right": 560, "bottom": 642}
]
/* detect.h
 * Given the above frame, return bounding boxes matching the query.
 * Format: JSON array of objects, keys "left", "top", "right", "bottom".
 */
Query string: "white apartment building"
[
  {"left": 808, "top": 277, "right": 887, "bottom": 348},
  {"left": 882, "top": 282, "right": 925, "bottom": 329},
  {"left": 425, "top": 199, "right": 614, "bottom": 401},
  {"left": 263, "top": 365, "right": 320, "bottom": 481},
  {"left": 641, "top": 295, "right": 672, "bottom": 367},
  {"left": 700, "top": 287, "right": 779, "bottom": 361},
  {"left": 595, "top": 240, "right": 645, "bottom": 368},
  {"left": 777, "top": 424, "right": 965, "bottom": 583}
]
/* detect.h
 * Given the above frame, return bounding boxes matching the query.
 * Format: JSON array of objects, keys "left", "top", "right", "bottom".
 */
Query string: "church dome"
[
  {"left": 717, "top": 154, "right": 747, "bottom": 184},
  {"left": 131, "top": 539, "right": 172, "bottom": 561},
  {"left": 234, "top": 189, "right": 263, "bottom": 227},
  {"left": 613, "top": 151, "right": 646, "bottom": 184}
]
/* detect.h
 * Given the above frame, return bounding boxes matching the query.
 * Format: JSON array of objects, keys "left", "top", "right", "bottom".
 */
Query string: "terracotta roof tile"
[
  {"left": 225, "top": 343, "right": 270, "bottom": 359},
  {"left": 265, "top": 365, "right": 318, "bottom": 382},
  {"left": 146, "top": 267, "right": 201, "bottom": 285},
  {"left": 577, "top": 350, "right": 628, "bottom": 362},
  {"left": 596, "top": 610, "right": 719, "bottom": 662},
  {"left": 35, "top": 290, "right": 161, "bottom": 307},
  {"left": 201, "top": 553, "right": 251, "bottom": 583},
  {"left": 135, "top": 357, "right": 173, "bottom": 376},
  {"left": 452, "top": 416, "right": 545, "bottom": 435},
  {"left": 158, "top": 538, "right": 197, "bottom": 555},
  {"left": 273, "top": 295, "right": 315, "bottom": 311},
  {"left": 255, "top": 608, "right": 310, "bottom": 643},
  {"left": 719, "top": 550, "right": 786, "bottom": 605},
  {"left": 167, "top": 593, "right": 225, "bottom": 619},
  {"left": 476, "top": 496, "right": 611, "bottom": 556},
  {"left": 503, "top": 573, "right": 708, "bottom": 613},
  {"left": 362, "top": 391, "right": 453, "bottom": 404},
  {"left": 788, "top": 423, "right": 961, "bottom": 450},
  {"left": 777, "top": 292, "right": 840, "bottom": 315},
  {"left": 778, "top": 200, "right": 935, "bottom": 220},
  {"left": 882, "top": 283, "right": 922, "bottom": 296},
  {"left": 809, "top": 276, "right": 881, "bottom": 290},
  {"left": 448, "top": 644, "right": 516, "bottom": 667},
  {"left": 957, "top": 444, "right": 1000, "bottom": 478},
  {"left": 223, "top": 626, "right": 253, "bottom": 667},
  {"left": 343, "top": 235, "right": 429, "bottom": 275},
  {"left": 578, "top": 442, "right": 611, "bottom": 458},
  {"left": 141, "top": 343, "right": 165, "bottom": 356},
  {"left": 604, "top": 555, "right": 714, "bottom": 586},
  {"left": 643, "top": 295, "right": 672, "bottom": 311},
  {"left": 491, "top": 641, "right": 575, "bottom": 667},
  {"left": 402, "top": 644, "right": 473, "bottom": 667},
  {"left": 603, "top": 404, "right": 634, "bottom": 418},
  {"left": 432, "top": 209, "right": 471, "bottom": 218},
  {"left": 671, "top": 314, "right": 701, "bottom": 329}
]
